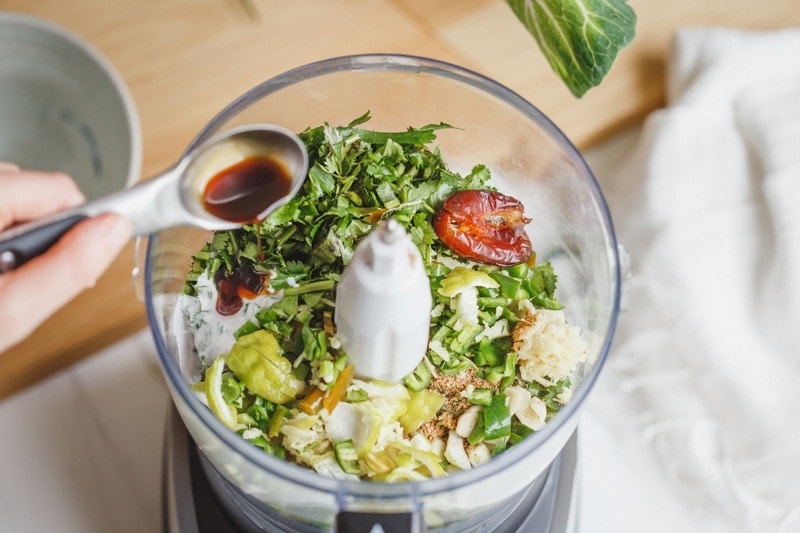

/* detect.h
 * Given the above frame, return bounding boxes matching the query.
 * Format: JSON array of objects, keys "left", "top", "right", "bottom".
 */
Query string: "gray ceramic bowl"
[{"left": 0, "top": 12, "right": 141, "bottom": 197}]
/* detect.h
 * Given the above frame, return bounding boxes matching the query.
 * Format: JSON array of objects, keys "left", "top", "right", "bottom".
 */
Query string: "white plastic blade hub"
[{"left": 334, "top": 219, "right": 431, "bottom": 382}]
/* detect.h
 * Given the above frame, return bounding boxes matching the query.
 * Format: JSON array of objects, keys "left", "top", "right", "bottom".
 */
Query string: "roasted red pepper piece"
[{"left": 432, "top": 189, "right": 532, "bottom": 266}]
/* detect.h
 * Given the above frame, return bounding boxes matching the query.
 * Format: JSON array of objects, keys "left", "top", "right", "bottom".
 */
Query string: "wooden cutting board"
[{"left": 1, "top": 0, "right": 798, "bottom": 398}]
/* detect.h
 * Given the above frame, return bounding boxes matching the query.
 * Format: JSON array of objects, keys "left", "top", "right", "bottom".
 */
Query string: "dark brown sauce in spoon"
[{"left": 202, "top": 156, "right": 292, "bottom": 223}]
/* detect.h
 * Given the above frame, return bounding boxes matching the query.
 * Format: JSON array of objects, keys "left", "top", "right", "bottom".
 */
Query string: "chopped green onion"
[
  {"left": 333, "top": 440, "right": 363, "bottom": 476},
  {"left": 403, "top": 362, "right": 433, "bottom": 391},
  {"left": 477, "top": 296, "right": 508, "bottom": 309}
]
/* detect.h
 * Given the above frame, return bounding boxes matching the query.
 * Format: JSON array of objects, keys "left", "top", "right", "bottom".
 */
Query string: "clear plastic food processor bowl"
[{"left": 145, "top": 54, "right": 621, "bottom": 531}]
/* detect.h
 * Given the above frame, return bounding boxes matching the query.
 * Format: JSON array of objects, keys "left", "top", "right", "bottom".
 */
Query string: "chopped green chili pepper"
[
  {"left": 465, "top": 387, "right": 494, "bottom": 406},
  {"left": 482, "top": 393, "right": 511, "bottom": 441}
]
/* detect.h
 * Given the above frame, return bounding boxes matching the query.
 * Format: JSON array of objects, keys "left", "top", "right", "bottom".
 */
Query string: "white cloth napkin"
[{"left": 580, "top": 27, "right": 800, "bottom": 532}]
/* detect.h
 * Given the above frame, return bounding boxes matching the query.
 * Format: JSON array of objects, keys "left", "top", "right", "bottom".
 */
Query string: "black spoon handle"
[{"left": 0, "top": 213, "right": 87, "bottom": 273}]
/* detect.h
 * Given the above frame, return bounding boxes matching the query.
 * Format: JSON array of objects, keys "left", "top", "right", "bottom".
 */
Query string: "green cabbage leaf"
[{"left": 506, "top": 0, "right": 637, "bottom": 97}]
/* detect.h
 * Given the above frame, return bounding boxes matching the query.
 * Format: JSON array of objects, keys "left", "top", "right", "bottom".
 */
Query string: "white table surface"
[
  {"left": 0, "top": 127, "right": 691, "bottom": 533},
  {"left": 0, "top": 329, "right": 167, "bottom": 532}
]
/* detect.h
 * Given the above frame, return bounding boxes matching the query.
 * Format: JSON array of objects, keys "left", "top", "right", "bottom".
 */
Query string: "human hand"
[{"left": 0, "top": 162, "right": 133, "bottom": 352}]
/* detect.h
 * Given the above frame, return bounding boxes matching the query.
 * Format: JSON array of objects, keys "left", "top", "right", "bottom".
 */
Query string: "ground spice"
[{"left": 417, "top": 368, "right": 495, "bottom": 443}]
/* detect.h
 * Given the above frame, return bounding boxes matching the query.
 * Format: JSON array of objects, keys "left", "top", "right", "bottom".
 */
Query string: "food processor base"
[{"left": 162, "top": 406, "right": 579, "bottom": 533}]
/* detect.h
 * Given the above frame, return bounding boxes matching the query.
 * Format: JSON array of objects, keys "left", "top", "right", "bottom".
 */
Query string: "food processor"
[{"left": 145, "top": 54, "right": 621, "bottom": 532}]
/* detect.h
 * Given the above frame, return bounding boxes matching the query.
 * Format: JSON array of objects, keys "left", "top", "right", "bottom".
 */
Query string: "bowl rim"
[
  {"left": 147, "top": 53, "right": 621, "bottom": 499},
  {"left": 0, "top": 11, "right": 142, "bottom": 190}
]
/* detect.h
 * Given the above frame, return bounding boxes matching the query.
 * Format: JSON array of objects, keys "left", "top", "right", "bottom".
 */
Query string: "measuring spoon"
[{"left": 0, "top": 124, "right": 309, "bottom": 273}]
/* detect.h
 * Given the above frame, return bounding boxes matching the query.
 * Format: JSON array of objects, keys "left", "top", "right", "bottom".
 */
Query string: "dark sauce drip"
[
  {"left": 214, "top": 263, "right": 268, "bottom": 316},
  {"left": 203, "top": 156, "right": 292, "bottom": 223}
]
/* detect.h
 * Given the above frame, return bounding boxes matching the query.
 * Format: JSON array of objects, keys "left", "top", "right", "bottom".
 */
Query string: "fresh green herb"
[
  {"left": 245, "top": 396, "right": 274, "bottom": 431},
  {"left": 506, "top": 0, "right": 637, "bottom": 97},
  {"left": 188, "top": 113, "right": 497, "bottom": 372},
  {"left": 526, "top": 261, "right": 564, "bottom": 310}
]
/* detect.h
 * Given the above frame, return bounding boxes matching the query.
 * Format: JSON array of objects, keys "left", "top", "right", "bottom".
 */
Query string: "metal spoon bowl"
[{"left": 0, "top": 124, "right": 309, "bottom": 272}]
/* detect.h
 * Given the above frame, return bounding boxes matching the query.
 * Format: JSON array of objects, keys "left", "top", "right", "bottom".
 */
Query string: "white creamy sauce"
[{"left": 179, "top": 272, "right": 277, "bottom": 363}]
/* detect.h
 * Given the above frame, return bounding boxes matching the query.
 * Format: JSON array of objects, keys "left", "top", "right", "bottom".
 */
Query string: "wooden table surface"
[{"left": 1, "top": 0, "right": 799, "bottom": 398}]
